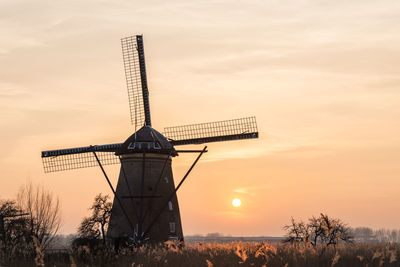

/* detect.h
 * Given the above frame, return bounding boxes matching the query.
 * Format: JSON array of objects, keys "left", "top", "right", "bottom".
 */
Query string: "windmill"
[{"left": 41, "top": 35, "right": 258, "bottom": 244}]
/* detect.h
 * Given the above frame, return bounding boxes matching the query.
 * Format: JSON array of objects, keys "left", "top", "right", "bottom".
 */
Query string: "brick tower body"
[{"left": 107, "top": 126, "right": 183, "bottom": 243}]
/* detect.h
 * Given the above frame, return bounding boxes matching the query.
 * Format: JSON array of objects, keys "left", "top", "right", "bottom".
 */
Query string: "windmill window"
[
  {"left": 164, "top": 177, "right": 169, "bottom": 183},
  {"left": 127, "top": 142, "right": 135, "bottom": 149},
  {"left": 168, "top": 201, "right": 173, "bottom": 211},
  {"left": 169, "top": 222, "right": 176, "bottom": 233}
]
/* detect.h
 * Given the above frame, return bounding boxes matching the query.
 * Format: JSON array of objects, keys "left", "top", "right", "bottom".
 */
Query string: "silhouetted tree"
[
  {"left": 0, "top": 200, "right": 31, "bottom": 258},
  {"left": 78, "top": 217, "right": 100, "bottom": 239},
  {"left": 16, "top": 183, "right": 61, "bottom": 250},
  {"left": 318, "top": 213, "right": 352, "bottom": 246},
  {"left": 284, "top": 213, "right": 353, "bottom": 248},
  {"left": 283, "top": 217, "right": 310, "bottom": 245},
  {"left": 77, "top": 194, "right": 112, "bottom": 244}
]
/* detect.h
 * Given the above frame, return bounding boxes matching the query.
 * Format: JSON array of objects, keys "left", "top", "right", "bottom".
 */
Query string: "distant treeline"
[
  {"left": 351, "top": 227, "right": 400, "bottom": 243},
  {"left": 49, "top": 227, "right": 400, "bottom": 249},
  {"left": 186, "top": 228, "right": 400, "bottom": 244}
]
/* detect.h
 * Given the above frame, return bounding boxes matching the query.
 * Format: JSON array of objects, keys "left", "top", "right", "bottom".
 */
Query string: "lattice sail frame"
[
  {"left": 163, "top": 117, "right": 258, "bottom": 146},
  {"left": 42, "top": 152, "right": 120, "bottom": 173},
  {"left": 121, "top": 35, "right": 151, "bottom": 129},
  {"left": 41, "top": 144, "right": 122, "bottom": 173}
]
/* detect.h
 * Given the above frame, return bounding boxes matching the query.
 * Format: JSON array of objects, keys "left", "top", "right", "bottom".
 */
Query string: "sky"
[{"left": 0, "top": 0, "right": 400, "bottom": 236}]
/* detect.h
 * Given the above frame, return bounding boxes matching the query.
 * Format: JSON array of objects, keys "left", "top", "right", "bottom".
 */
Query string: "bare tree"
[
  {"left": 318, "top": 213, "right": 352, "bottom": 246},
  {"left": 78, "top": 217, "right": 100, "bottom": 239},
  {"left": 0, "top": 200, "right": 30, "bottom": 257},
  {"left": 77, "top": 194, "right": 112, "bottom": 244},
  {"left": 90, "top": 194, "right": 112, "bottom": 243},
  {"left": 283, "top": 217, "right": 310, "bottom": 245},
  {"left": 16, "top": 183, "right": 61, "bottom": 250},
  {"left": 308, "top": 215, "right": 324, "bottom": 246},
  {"left": 284, "top": 213, "right": 353, "bottom": 248}
]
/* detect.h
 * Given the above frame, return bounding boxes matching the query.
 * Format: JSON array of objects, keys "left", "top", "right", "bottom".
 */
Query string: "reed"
[{"left": 1, "top": 241, "right": 400, "bottom": 266}]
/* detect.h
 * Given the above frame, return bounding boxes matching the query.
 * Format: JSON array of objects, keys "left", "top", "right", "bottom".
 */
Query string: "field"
[{"left": 3, "top": 241, "right": 400, "bottom": 267}]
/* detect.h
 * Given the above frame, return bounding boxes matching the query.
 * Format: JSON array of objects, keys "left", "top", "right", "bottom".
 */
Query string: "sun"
[{"left": 232, "top": 198, "right": 241, "bottom": 207}]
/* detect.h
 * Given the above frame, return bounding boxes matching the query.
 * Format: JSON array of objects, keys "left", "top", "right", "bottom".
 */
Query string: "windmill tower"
[{"left": 41, "top": 35, "right": 258, "bottom": 244}]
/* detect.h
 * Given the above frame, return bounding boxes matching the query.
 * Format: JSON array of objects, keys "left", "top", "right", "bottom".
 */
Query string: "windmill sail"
[
  {"left": 163, "top": 117, "right": 258, "bottom": 146},
  {"left": 122, "top": 35, "right": 151, "bottom": 129},
  {"left": 41, "top": 143, "right": 122, "bottom": 173}
]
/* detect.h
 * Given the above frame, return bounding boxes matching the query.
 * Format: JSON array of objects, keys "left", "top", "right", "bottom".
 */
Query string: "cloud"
[
  {"left": 233, "top": 184, "right": 271, "bottom": 196},
  {"left": 200, "top": 130, "right": 330, "bottom": 163},
  {"left": 0, "top": 83, "right": 30, "bottom": 97},
  {"left": 0, "top": 34, "right": 46, "bottom": 55}
]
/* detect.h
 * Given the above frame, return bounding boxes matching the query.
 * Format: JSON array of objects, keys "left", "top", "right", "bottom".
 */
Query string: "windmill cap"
[{"left": 116, "top": 126, "right": 177, "bottom": 156}]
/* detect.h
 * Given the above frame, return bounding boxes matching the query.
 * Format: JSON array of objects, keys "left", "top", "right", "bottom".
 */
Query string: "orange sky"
[{"left": 1, "top": 0, "right": 400, "bottom": 236}]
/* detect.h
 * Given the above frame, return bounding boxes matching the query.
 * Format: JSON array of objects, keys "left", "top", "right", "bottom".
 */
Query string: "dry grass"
[{"left": 2, "top": 241, "right": 400, "bottom": 266}]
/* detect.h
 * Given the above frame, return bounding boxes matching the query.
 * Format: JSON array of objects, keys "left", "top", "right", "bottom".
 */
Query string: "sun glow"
[{"left": 232, "top": 198, "right": 241, "bottom": 208}]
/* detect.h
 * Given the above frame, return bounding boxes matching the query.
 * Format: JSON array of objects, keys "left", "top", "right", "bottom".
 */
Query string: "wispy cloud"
[
  {"left": 201, "top": 130, "right": 330, "bottom": 163},
  {"left": 233, "top": 184, "right": 271, "bottom": 197},
  {"left": 0, "top": 83, "right": 30, "bottom": 97}
]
